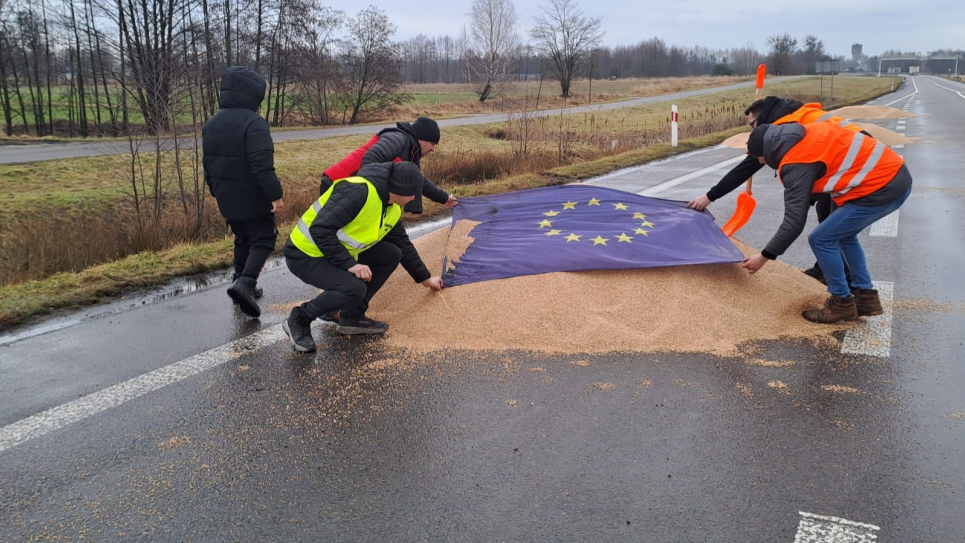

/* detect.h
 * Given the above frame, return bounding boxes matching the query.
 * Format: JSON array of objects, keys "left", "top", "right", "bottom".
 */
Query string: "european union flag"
[{"left": 441, "top": 185, "right": 744, "bottom": 287}]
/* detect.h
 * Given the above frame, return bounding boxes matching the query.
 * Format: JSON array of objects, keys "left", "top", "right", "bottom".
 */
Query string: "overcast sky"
[{"left": 325, "top": 0, "right": 964, "bottom": 58}]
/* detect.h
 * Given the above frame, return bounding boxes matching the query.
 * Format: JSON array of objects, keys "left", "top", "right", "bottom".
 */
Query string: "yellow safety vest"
[{"left": 289, "top": 176, "right": 402, "bottom": 259}]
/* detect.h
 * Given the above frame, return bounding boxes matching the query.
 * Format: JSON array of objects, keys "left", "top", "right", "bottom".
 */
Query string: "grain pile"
[
  {"left": 366, "top": 224, "right": 847, "bottom": 355},
  {"left": 851, "top": 122, "right": 914, "bottom": 146},
  {"left": 831, "top": 105, "right": 915, "bottom": 120}
]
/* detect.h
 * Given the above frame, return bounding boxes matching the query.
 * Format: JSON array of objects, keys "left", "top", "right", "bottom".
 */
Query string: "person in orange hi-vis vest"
[
  {"left": 740, "top": 121, "right": 913, "bottom": 324},
  {"left": 687, "top": 97, "right": 865, "bottom": 284}
]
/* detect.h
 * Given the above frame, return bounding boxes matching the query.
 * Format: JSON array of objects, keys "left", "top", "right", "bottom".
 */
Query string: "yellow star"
[
  {"left": 616, "top": 233, "right": 633, "bottom": 243},
  {"left": 634, "top": 228, "right": 649, "bottom": 236},
  {"left": 545, "top": 229, "right": 562, "bottom": 236},
  {"left": 592, "top": 235, "right": 609, "bottom": 246},
  {"left": 633, "top": 212, "right": 647, "bottom": 220},
  {"left": 543, "top": 210, "right": 560, "bottom": 217},
  {"left": 538, "top": 219, "right": 553, "bottom": 228},
  {"left": 562, "top": 201, "right": 578, "bottom": 210},
  {"left": 612, "top": 202, "right": 629, "bottom": 210},
  {"left": 588, "top": 198, "right": 601, "bottom": 206},
  {"left": 565, "top": 233, "right": 581, "bottom": 242},
  {"left": 640, "top": 220, "right": 655, "bottom": 228}
]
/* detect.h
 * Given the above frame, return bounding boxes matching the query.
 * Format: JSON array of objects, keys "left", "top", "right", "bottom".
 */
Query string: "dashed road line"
[
  {"left": 794, "top": 512, "right": 880, "bottom": 542},
  {"left": 0, "top": 324, "right": 287, "bottom": 453},
  {"left": 870, "top": 210, "right": 900, "bottom": 237},
  {"left": 841, "top": 281, "right": 895, "bottom": 357}
]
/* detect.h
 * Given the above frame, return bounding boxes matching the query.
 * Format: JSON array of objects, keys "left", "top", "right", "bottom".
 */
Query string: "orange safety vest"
[
  {"left": 773, "top": 102, "right": 862, "bottom": 133},
  {"left": 779, "top": 121, "right": 903, "bottom": 205}
]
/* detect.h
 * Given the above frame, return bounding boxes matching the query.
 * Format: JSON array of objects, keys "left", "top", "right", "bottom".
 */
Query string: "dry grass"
[{"left": 402, "top": 76, "right": 752, "bottom": 116}]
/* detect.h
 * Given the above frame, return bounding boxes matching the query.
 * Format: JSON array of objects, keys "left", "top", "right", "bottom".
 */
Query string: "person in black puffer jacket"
[
  {"left": 282, "top": 162, "right": 444, "bottom": 352},
  {"left": 203, "top": 66, "right": 284, "bottom": 319},
  {"left": 319, "top": 117, "right": 456, "bottom": 214}
]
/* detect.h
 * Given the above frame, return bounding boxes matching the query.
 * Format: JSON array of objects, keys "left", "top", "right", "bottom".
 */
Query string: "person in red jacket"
[{"left": 320, "top": 117, "right": 457, "bottom": 214}]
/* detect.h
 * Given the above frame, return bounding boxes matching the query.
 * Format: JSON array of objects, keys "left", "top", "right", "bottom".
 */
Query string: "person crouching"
[{"left": 282, "top": 161, "right": 444, "bottom": 352}]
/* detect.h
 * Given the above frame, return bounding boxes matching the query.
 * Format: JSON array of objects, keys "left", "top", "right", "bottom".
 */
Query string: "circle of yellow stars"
[{"left": 537, "top": 197, "right": 656, "bottom": 246}]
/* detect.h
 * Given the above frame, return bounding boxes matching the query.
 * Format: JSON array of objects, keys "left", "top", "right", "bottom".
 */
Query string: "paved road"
[
  {"left": 0, "top": 77, "right": 801, "bottom": 165},
  {"left": 1, "top": 77, "right": 963, "bottom": 542}
]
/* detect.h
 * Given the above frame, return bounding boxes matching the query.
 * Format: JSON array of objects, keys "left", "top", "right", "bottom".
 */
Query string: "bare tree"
[
  {"left": 530, "top": 0, "right": 602, "bottom": 98},
  {"left": 466, "top": 0, "right": 518, "bottom": 102},
  {"left": 768, "top": 33, "right": 797, "bottom": 76},
  {"left": 341, "top": 6, "right": 405, "bottom": 125}
]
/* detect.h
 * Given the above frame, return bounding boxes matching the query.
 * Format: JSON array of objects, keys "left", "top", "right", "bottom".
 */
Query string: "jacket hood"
[
  {"left": 356, "top": 162, "right": 391, "bottom": 205},
  {"left": 757, "top": 96, "right": 804, "bottom": 124},
  {"left": 219, "top": 66, "right": 266, "bottom": 112},
  {"left": 762, "top": 123, "right": 806, "bottom": 170}
]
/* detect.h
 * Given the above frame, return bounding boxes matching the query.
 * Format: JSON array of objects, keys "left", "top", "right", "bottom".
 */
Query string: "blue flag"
[{"left": 442, "top": 185, "right": 744, "bottom": 287}]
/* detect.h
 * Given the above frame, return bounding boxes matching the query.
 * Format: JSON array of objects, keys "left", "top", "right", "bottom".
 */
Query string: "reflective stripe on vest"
[
  {"left": 289, "top": 177, "right": 403, "bottom": 259},
  {"left": 773, "top": 103, "right": 861, "bottom": 133},
  {"left": 779, "top": 121, "right": 903, "bottom": 205}
]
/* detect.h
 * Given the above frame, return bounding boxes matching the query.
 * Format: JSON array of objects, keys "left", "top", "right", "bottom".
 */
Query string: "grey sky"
[{"left": 329, "top": 0, "right": 964, "bottom": 58}]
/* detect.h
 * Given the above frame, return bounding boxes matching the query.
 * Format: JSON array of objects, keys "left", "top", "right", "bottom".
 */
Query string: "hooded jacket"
[
  {"left": 758, "top": 124, "right": 913, "bottom": 260},
  {"left": 320, "top": 122, "right": 449, "bottom": 214},
  {"left": 706, "top": 97, "right": 804, "bottom": 202},
  {"left": 285, "top": 162, "right": 431, "bottom": 283},
  {"left": 202, "top": 67, "right": 283, "bottom": 221}
]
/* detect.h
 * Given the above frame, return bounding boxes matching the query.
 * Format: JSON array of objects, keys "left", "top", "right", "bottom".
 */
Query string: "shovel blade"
[{"left": 721, "top": 192, "right": 757, "bottom": 237}]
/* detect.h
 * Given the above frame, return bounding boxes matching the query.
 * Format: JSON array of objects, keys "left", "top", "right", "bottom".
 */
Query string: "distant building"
[{"left": 851, "top": 43, "right": 863, "bottom": 60}]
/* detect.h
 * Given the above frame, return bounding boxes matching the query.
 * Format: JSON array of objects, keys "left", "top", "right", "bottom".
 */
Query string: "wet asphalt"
[{"left": 1, "top": 76, "right": 964, "bottom": 542}]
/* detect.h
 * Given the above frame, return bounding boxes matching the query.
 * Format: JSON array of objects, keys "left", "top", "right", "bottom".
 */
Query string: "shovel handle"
[{"left": 745, "top": 178, "right": 753, "bottom": 196}]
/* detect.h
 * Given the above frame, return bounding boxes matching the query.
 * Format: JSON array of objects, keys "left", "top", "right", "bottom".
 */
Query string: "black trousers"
[
  {"left": 286, "top": 241, "right": 403, "bottom": 320},
  {"left": 227, "top": 214, "right": 277, "bottom": 281}
]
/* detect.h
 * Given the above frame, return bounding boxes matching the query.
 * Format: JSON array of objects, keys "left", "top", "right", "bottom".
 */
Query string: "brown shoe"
[
  {"left": 802, "top": 295, "right": 859, "bottom": 323},
  {"left": 854, "top": 288, "right": 883, "bottom": 317}
]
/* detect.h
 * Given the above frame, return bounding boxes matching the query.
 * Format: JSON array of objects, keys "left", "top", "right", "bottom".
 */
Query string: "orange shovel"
[{"left": 721, "top": 178, "right": 756, "bottom": 237}]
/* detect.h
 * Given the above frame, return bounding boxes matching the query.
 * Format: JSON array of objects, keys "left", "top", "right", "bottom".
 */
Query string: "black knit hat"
[
  {"left": 388, "top": 162, "right": 425, "bottom": 197},
  {"left": 412, "top": 116, "right": 441, "bottom": 144},
  {"left": 747, "top": 124, "right": 770, "bottom": 157}
]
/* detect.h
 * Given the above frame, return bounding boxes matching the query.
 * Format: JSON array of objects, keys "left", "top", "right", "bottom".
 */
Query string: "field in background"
[{"left": 0, "top": 75, "right": 901, "bottom": 327}]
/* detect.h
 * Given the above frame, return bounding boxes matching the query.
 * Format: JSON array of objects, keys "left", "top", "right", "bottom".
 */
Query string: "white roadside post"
[{"left": 671, "top": 105, "right": 678, "bottom": 147}]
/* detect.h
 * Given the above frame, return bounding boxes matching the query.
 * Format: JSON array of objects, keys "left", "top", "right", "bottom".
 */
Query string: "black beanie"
[
  {"left": 412, "top": 116, "right": 441, "bottom": 144},
  {"left": 388, "top": 162, "right": 424, "bottom": 196},
  {"left": 747, "top": 124, "right": 770, "bottom": 157}
]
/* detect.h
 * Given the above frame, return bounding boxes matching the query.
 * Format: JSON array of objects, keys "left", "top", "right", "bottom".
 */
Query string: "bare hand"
[
  {"left": 349, "top": 264, "right": 372, "bottom": 282},
  {"left": 741, "top": 253, "right": 769, "bottom": 275},
  {"left": 445, "top": 196, "right": 458, "bottom": 208},
  {"left": 422, "top": 277, "right": 444, "bottom": 291},
  {"left": 686, "top": 194, "right": 712, "bottom": 211},
  {"left": 271, "top": 198, "right": 285, "bottom": 213}
]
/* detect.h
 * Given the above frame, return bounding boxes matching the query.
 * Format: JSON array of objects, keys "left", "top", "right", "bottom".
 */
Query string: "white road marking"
[
  {"left": 794, "top": 512, "right": 880, "bottom": 543},
  {"left": 637, "top": 155, "right": 745, "bottom": 196},
  {"left": 883, "top": 77, "right": 918, "bottom": 107},
  {"left": 892, "top": 144, "right": 904, "bottom": 149},
  {"left": 870, "top": 210, "right": 900, "bottom": 237},
  {"left": 0, "top": 324, "right": 287, "bottom": 452},
  {"left": 928, "top": 78, "right": 965, "bottom": 100},
  {"left": 841, "top": 281, "right": 895, "bottom": 357}
]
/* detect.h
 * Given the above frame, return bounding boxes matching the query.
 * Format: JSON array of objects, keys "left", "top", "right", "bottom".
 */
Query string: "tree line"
[{"left": 0, "top": 0, "right": 915, "bottom": 138}]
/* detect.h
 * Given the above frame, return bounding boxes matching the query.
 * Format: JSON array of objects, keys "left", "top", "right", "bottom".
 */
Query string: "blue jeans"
[{"left": 807, "top": 186, "right": 912, "bottom": 298}]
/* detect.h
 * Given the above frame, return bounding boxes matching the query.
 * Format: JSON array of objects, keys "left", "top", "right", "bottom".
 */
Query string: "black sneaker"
[
  {"left": 319, "top": 311, "right": 340, "bottom": 323},
  {"left": 283, "top": 307, "right": 316, "bottom": 352},
  {"left": 802, "top": 266, "right": 827, "bottom": 285},
  {"left": 336, "top": 315, "right": 388, "bottom": 335},
  {"left": 227, "top": 278, "right": 261, "bottom": 318},
  {"left": 253, "top": 285, "right": 263, "bottom": 299}
]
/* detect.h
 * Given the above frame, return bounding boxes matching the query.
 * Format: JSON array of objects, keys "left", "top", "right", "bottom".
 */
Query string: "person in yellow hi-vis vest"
[{"left": 283, "top": 161, "right": 444, "bottom": 352}]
